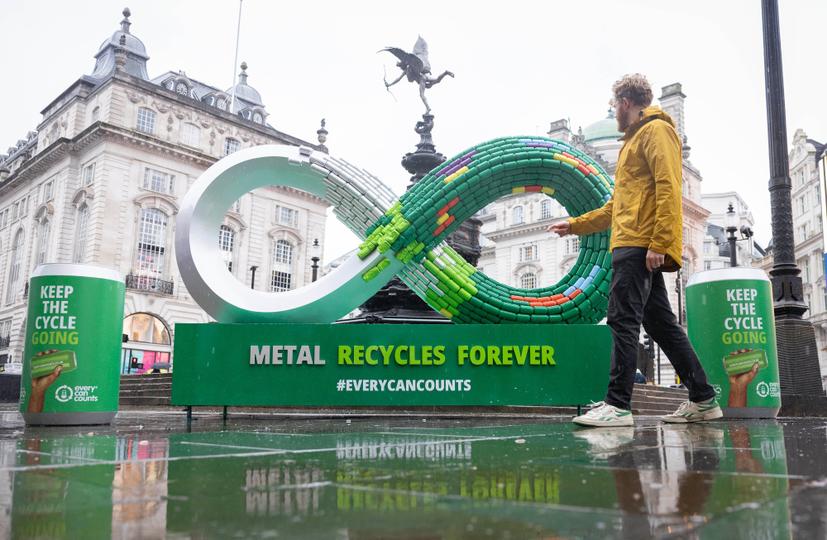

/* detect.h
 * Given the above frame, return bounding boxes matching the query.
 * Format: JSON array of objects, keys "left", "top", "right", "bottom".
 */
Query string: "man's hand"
[
  {"left": 645, "top": 250, "right": 665, "bottom": 272},
  {"left": 547, "top": 221, "right": 571, "bottom": 237}
]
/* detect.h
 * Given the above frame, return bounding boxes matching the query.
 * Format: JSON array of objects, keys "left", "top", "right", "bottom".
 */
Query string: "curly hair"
[{"left": 612, "top": 74, "right": 653, "bottom": 107}]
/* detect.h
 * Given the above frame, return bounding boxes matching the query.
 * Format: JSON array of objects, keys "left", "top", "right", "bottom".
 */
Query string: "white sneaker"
[
  {"left": 572, "top": 401, "right": 634, "bottom": 427},
  {"left": 573, "top": 427, "right": 635, "bottom": 457},
  {"left": 661, "top": 398, "right": 723, "bottom": 424}
]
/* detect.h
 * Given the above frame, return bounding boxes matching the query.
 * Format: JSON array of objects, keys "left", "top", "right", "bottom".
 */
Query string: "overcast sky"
[{"left": 1, "top": 0, "right": 825, "bottom": 262}]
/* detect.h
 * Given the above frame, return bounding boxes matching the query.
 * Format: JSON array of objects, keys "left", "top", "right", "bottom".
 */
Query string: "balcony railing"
[{"left": 126, "top": 274, "right": 174, "bottom": 295}]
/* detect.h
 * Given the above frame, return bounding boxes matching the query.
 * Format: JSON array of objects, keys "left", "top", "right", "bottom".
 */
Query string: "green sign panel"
[
  {"left": 686, "top": 268, "right": 781, "bottom": 417},
  {"left": 171, "top": 323, "right": 612, "bottom": 406}
]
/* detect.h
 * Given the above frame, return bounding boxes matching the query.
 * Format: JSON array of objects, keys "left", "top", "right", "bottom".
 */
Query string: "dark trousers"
[{"left": 605, "top": 247, "right": 716, "bottom": 410}]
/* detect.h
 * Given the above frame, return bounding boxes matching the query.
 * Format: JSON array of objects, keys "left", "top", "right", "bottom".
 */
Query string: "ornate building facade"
[
  {"left": 757, "top": 129, "right": 827, "bottom": 388},
  {"left": 0, "top": 9, "right": 328, "bottom": 373},
  {"left": 477, "top": 83, "right": 711, "bottom": 385}
]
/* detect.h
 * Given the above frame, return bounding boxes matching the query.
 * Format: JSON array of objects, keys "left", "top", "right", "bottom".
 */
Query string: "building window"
[
  {"left": 181, "top": 123, "right": 201, "bottom": 147},
  {"left": 519, "top": 244, "right": 537, "bottom": 262},
  {"left": 224, "top": 138, "right": 240, "bottom": 156},
  {"left": 82, "top": 162, "right": 96, "bottom": 186},
  {"left": 704, "top": 261, "right": 712, "bottom": 270},
  {"left": 512, "top": 206, "right": 524, "bottom": 225},
  {"left": 136, "top": 107, "right": 156, "bottom": 134},
  {"left": 0, "top": 319, "right": 11, "bottom": 349},
  {"left": 123, "top": 313, "right": 171, "bottom": 345},
  {"left": 0, "top": 209, "right": 7, "bottom": 229},
  {"left": 520, "top": 273, "right": 537, "bottom": 289},
  {"left": 143, "top": 168, "right": 175, "bottom": 195},
  {"left": 217, "top": 98, "right": 227, "bottom": 111},
  {"left": 136, "top": 208, "right": 168, "bottom": 275},
  {"left": 271, "top": 239, "right": 293, "bottom": 292},
  {"left": 565, "top": 237, "right": 580, "bottom": 255},
  {"left": 540, "top": 200, "right": 552, "bottom": 220},
  {"left": 801, "top": 257, "right": 811, "bottom": 282},
  {"left": 35, "top": 219, "right": 51, "bottom": 266},
  {"left": 91, "top": 106, "right": 100, "bottom": 122},
  {"left": 218, "top": 225, "right": 235, "bottom": 273},
  {"left": 73, "top": 205, "right": 89, "bottom": 263},
  {"left": 253, "top": 112, "right": 263, "bottom": 124},
  {"left": 10, "top": 203, "right": 18, "bottom": 222},
  {"left": 6, "top": 229, "right": 24, "bottom": 304},
  {"left": 42, "top": 180, "right": 54, "bottom": 202},
  {"left": 276, "top": 206, "right": 298, "bottom": 227},
  {"left": 18, "top": 197, "right": 28, "bottom": 218}
]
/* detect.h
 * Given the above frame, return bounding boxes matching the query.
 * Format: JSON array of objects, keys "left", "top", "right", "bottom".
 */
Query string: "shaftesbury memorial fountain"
[{"left": 348, "top": 37, "right": 482, "bottom": 323}]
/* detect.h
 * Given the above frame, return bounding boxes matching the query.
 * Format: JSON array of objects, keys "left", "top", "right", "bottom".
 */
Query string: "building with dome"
[
  {"left": 476, "top": 83, "right": 711, "bottom": 385},
  {"left": 0, "top": 8, "right": 329, "bottom": 373}
]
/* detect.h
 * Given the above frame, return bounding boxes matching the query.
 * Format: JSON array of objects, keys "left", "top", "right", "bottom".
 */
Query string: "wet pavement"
[{"left": 0, "top": 406, "right": 826, "bottom": 539}]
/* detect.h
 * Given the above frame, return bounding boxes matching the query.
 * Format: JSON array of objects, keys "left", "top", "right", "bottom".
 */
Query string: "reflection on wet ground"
[{"left": 0, "top": 406, "right": 825, "bottom": 539}]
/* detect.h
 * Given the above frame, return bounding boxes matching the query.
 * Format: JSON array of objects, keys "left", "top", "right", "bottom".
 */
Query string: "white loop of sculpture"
[{"left": 175, "top": 145, "right": 399, "bottom": 323}]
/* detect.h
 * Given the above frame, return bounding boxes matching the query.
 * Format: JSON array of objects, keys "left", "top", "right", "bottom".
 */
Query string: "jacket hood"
[{"left": 621, "top": 106, "right": 675, "bottom": 140}]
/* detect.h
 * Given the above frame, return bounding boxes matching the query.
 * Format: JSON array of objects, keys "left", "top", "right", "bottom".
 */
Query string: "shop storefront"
[{"left": 121, "top": 313, "right": 172, "bottom": 374}]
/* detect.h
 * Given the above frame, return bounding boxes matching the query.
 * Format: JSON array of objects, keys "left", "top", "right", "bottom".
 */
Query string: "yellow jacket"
[{"left": 569, "top": 106, "right": 683, "bottom": 271}]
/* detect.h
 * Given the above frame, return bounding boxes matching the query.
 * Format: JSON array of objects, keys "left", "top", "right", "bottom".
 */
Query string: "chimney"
[
  {"left": 547, "top": 119, "right": 571, "bottom": 143},
  {"left": 659, "top": 83, "right": 686, "bottom": 142}
]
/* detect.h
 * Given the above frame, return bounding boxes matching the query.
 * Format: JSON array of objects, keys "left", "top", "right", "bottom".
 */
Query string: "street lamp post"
[
  {"left": 761, "top": 0, "right": 825, "bottom": 397},
  {"left": 725, "top": 203, "right": 739, "bottom": 268},
  {"left": 310, "top": 238, "right": 321, "bottom": 282}
]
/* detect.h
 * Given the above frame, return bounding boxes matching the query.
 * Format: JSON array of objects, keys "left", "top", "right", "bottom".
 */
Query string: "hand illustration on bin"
[
  {"left": 724, "top": 349, "right": 762, "bottom": 408},
  {"left": 27, "top": 349, "right": 75, "bottom": 412}
]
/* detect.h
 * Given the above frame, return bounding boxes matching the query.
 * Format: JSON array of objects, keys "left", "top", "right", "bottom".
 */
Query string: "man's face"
[{"left": 613, "top": 96, "right": 632, "bottom": 132}]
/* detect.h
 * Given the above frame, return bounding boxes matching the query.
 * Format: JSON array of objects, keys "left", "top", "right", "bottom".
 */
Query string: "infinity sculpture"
[{"left": 175, "top": 137, "right": 614, "bottom": 324}]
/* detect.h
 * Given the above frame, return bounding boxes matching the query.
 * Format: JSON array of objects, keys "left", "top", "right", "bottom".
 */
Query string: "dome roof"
[
  {"left": 226, "top": 62, "right": 263, "bottom": 107},
  {"left": 583, "top": 109, "right": 622, "bottom": 142},
  {"left": 96, "top": 8, "right": 148, "bottom": 59},
  {"left": 98, "top": 31, "right": 148, "bottom": 59}
]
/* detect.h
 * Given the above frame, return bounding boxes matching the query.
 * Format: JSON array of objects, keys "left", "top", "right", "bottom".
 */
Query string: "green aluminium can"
[
  {"left": 20, "top": 264, "right": 125, "bottom": 425},
  {"left": 686, "top": 268, "right": 780, "bottom": 418}
]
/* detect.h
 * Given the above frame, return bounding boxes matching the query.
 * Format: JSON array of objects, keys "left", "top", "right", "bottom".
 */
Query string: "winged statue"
[{"left": 382, "top": 36, "right": 454, "bottom": 114}]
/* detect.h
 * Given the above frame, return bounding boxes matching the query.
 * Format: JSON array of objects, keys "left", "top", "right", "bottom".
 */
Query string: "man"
[{"left": 549, "top": 74, "right": 721, "bottom": 427}]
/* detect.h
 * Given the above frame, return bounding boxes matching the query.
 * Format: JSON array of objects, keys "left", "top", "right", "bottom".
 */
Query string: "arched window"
[
  {"left": 224, "top": 137, "right": 240, "bottom": 156},
  {"left": 520, "top": 273, "right": 537, "bottom": 289},
  {"left": 540, "top": 199, "right": 552, "bottom": 220},
  {"left": 121, "top": 312, "right": 173, "bottom": 375},
  {"left": 271, "top": 239, "right": 293, "bottom": 292},
  {"left": 136, "top": 107, "right": 155, "bottom": 134},
  {"left": 91, "top": 106, "right": 100, "bottom": 122},
  {"left": 136, "top": 208, "right": 168, "bottom": 275},
  {"left": 512, "top": 206, "right": 524, "bottom": 225},
  {"left": 6, "top": 229, "right": 24, "bottom": 304},
  {"left": 35, "top": 218, "right": 51, "bottom": 266},
  {"left": 216, "top": 98, "right": 227, "bottom": 111},
  {"left": 218, "top": 225, "right": 235, "bottom": 273},
  {"left": 73, "top": 204, "right": 89, "bottom": 263},
  {"left": 123, "top": 313, "right": 171, "bottom": 345},
  {"left": 253, "top": 112, "right": 263, "bottom": 124}
]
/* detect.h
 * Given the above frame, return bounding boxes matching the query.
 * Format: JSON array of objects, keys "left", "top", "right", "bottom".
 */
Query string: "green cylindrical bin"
[
  {"left": 686, "top": 268, "right": 780, "bottom": 418},
  {"left": 19, "top": 264, "right": 125, "bottom": 425}
]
